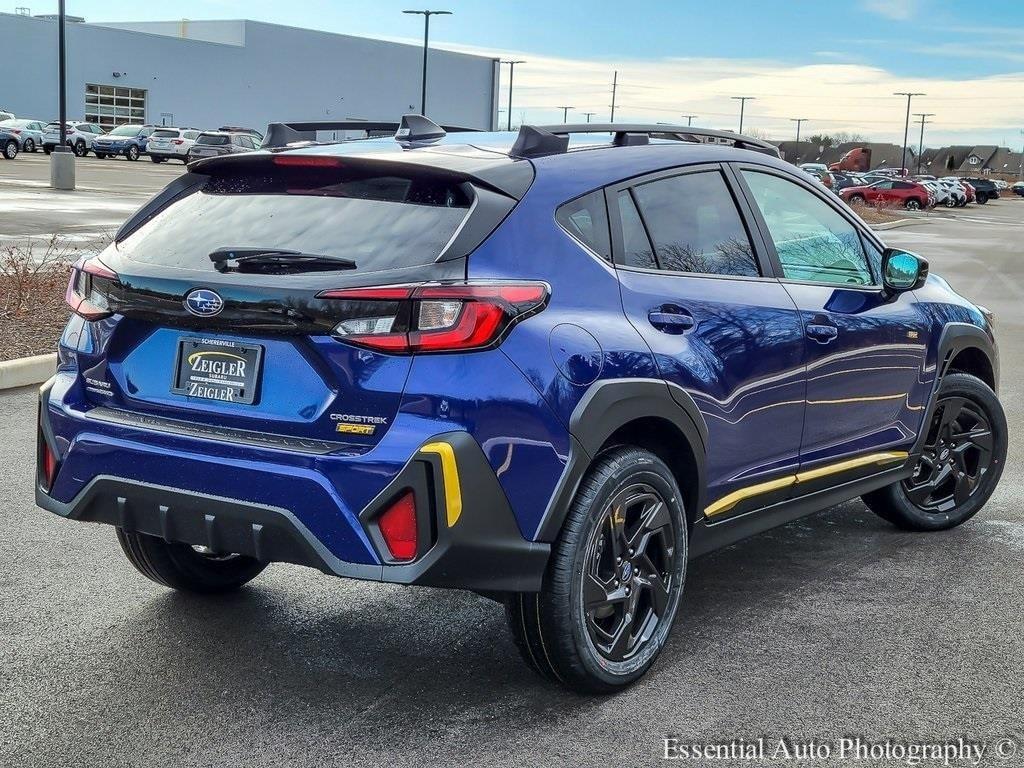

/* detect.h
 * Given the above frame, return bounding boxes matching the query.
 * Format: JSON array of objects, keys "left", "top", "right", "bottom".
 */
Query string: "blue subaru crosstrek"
[
  {"left": 92, "top": 124, "right": 158, "bottom": 161},
  {"left": 37, "top": 116, "right": 1006, "bottom": 693}
]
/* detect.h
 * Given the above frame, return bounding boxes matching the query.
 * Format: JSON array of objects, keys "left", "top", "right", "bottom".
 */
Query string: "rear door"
[
  {"left": 610, "top": 164, "right": 807, "bottom": 520},
  {"left": 734, "top": 165, "right": 931, "bottom": 471}
]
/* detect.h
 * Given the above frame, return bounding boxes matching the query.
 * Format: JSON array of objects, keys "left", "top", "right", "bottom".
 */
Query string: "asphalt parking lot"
[
  {"left": 1, "top": 180, "right": 1022, "bottom": 765},
  {"left": 0, "top": 152, "right": 183, "bottom": 248}
]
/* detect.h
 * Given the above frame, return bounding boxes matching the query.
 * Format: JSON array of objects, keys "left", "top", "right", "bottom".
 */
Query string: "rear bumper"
[{"left": 36, "top": 377, "right": 549, "bottom": 592}]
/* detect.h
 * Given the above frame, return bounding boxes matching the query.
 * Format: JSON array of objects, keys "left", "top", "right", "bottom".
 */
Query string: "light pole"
[
  {"left": 914, "top": 113, "right": 934, "bottom": 175},
  {"left": 610, "top": 70, "right": 618, "bottom": 123},
  {"left": 502, "top": 59, "right": 525, "bottom": 131},
  {"left": 557, "top": 106, "right": 574, "bottom": 123},
  {"left": 403, "top": 9, "right": 452, "bottom": 117},
  {"left": 894, "top": 91, "right": 925, "bottom": 177},
  {"left": 680, "top": 114, "right": 698, "bottom": 127},
  {"left": 790, "top": 118, "right": 808, "bottom": 143},
  {"left": 50, "top": 0, "right": 74, "bottom": 189},
  {"left": 731, "top": 96, "right": 755, "bottom": 134},
  {"left": 582, "top": 112, "right": 596, "bottom": 123}
]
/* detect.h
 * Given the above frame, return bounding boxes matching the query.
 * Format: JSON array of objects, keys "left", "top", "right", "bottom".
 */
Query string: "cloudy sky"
[{"left": 50, "top": 0, "right": 1024, "bottom": 146}]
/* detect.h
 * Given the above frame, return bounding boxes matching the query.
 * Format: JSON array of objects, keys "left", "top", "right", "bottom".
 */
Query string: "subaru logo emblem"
[{"left": 184, "top": 288, "right": 224, "bottom": 317}]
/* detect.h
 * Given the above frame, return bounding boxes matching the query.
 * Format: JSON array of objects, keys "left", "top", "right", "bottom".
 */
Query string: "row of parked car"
[
  {"left": 797, "top": 163, "right": 1007, "bottom": 210},
  {"left": 0, "top": 117, "right": 264, "bottom": 163}
]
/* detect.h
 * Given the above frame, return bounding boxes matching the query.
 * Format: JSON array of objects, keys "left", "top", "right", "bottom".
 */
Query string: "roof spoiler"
[
  {"left": 509, "top": 123, "right": 781, "bottom": 159},
  {"left": 261, "top": 114, "right": 480, "bottom": 149}
]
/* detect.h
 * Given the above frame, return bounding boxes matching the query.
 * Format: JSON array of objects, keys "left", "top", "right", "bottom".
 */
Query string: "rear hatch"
[
  {"left": 74, "top": 150, "right": 527, "bottom": 449},
  {"left": 147, "top": 129, "right": 180, "bottom": 153},
  {"left": 190, "top": 134, "right": 233, "bottom": 158}
]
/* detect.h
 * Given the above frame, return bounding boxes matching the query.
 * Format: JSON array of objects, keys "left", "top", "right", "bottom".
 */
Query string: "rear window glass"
[
  {"left": 118, "top": 169, "right": 472, "bottom": 274},
  {"left": 152, "top": 129, "right": 179, "bottom": 138},
  {"left": 556, "top": 191, "right": 611, "bottom": 261},
  {"left": 197, "top": 134, "right": 230, "bottom": 145},
  {"left": 183, "top": 130, "right": 200, "bottom": 139}
]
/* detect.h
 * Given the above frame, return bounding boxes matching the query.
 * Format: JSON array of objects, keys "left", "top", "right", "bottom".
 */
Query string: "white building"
[{"left": 1, "top": 13, "right": 500, "bottom": 132}]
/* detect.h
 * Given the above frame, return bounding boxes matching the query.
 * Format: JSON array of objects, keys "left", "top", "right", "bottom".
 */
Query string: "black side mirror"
[{"left": 881, "top": 248, "right": 929, "bottom": 295}]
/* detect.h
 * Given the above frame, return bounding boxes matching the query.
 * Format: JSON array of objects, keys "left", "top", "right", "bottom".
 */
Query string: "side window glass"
[
  {"left": 616, "top": 191, "right": 657, "bottom": 269},
  {"left": 556, "top": 191, "right": 611, "bottom": 261},
  {"left": 862, "top": 235, "right": 884, "bottom": 280},
  {"left": 630, "top": 171, "right": 759, "bottom": 277},
  {"left": 742, "top": 170, "right": 874, "bottom": 286}
]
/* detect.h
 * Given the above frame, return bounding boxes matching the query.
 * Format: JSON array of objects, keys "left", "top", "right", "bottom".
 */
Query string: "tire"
[
  {"left": 848, "top": 194, "right": 865, "bottom": 205},
  {"left": 73, "top": 140, "right": 87, "bottom": 157},
  {"left": 126, "top": 145, "right": 139, "bottom": 161},
  {"left": 944, "top": 198, "right": 956, "bottom": 207},
  {"left": 24, "top": 138, "right": 35, "bottom": 153},
  {"left": 505, "top": 447, "right": 688, "bottom": 693},
  {"left": 2, "top": 139, "right": 16, "bottom": 159},
  {"left": 151, "top": 156, "right": 165, "bottom": 163},
  {"left": 44, "top": 145, "right": 52, "bottom": 155},
  {"left": 977, "top": 194, "right": 989, "bottom": 205},
  {"left": 863, "top": 373, "right": 1006, "bottom": 532},
  {"left": 905, "top": 198, "right": 922, "bottom": 210},
  {"left": 116, "top": 528, "right": 267, "bottom": 593},
  {"left": 94, "top": 152, "right": 106, "bottom": 159}
]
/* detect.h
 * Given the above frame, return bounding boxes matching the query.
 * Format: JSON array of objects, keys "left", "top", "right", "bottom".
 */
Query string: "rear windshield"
[
  {"left": 152, "top": 129, "right": 179, "bottom": 138},
  {"left": 197, "top": 134, "right": 230, "bottom": 145},
  {"left": 118, "top": 168, "right": 472, "bottom": 273}
]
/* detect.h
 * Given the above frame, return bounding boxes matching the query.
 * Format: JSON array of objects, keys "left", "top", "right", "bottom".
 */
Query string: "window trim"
[
  {"left": 604, "top": 162, "right": 775, "bottom": 281},
  {"left": 729, "top": 161, "right": 886, "bottom": 291}
]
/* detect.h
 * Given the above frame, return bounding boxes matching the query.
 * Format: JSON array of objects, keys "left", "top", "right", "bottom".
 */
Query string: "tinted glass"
[
  {"left": 742, "top": 170, "right": 873, "bottom": 286},
  {"left": 556, "top": 191, "right": 611, "bottom": 261},
  {"left": 152, "top": 129, "right": 179, "bottom": 138},
  {"left": 118, "top": 170, "right": 472, "bottom": 274},
  {"left": 631, "top": 171, "right": 758, "bottom": 277},
  {"left": 183, "top": 130, "right": 200, "bottom": 139},
  {"left": 616, "top": 191, "right": 656, "bottom": 269},
  {"left": 197, "top": 134, "right": 230, "bottom": 145}
]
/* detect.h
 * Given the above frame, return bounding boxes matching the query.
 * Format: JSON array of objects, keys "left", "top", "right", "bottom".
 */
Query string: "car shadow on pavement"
[{"left": 59, "top": 499, "right": 1012, "bottom": 733}]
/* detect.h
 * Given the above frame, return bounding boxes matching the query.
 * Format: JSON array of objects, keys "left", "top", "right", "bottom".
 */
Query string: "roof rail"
[
  {"left": 510, "top": 123, "right": 780, "bottom": 159},
  {"left": 262, "top": 114, "right": 479, "bottom": 149}
]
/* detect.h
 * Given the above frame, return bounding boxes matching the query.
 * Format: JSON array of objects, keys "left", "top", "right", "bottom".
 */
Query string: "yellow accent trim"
[
  {"left": 187, "top": 350, "right": 247, "bottom": 366},
  {"left": 420, "top": 441, "right": 462, "bottom": 527},
  {"left": 704, "top": 451, "right": 910, "bottom": 518},
  {"left": 795, "top": 451, "right": 908, "bottom": 483},
  {"left": 807, "top": 393, "right": 906, "bottom": 405},
  {"left": 704, "top": 475, "right": 797, "bottom": 518}
]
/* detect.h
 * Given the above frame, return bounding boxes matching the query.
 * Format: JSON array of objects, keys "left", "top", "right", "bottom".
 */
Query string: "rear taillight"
[
  {"left": 172, "top": 139, "right": 184, "bottom": 145},
  {"left": 318, "top": 282, "right": 549, "bottom": 354},
  {"left": 9, "top": 129, "right": 21, "bottom": 135},
  {"left": 377, "top": 492, "right": 418, "bottom": 561},
  {"left": 65, "top": 257, "right": 118, "bottom": 321}
]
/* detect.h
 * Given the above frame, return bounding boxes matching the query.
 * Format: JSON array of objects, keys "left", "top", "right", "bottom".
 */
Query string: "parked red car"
[{"left": 839, "top": 178, "right": 932, "bottom": 210}]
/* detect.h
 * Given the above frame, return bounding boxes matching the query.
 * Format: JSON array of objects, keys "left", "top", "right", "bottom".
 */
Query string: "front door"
[
  {"left": 736, "top": 167, "right": 931, "bottom": 472},
  {"left": 609, "top": 165, "right": 807, "bottom": 520}
]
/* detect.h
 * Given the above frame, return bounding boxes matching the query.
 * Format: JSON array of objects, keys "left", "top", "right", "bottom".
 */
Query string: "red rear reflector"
[
  {"left": 272, "top": 155, "right": 344, "bottom": 168},
  {"left": 378, "top": 492, "right": 418, "bottom": 561},
  {"left": 41, "top": 440, "right": 58, "bottom": 490}
]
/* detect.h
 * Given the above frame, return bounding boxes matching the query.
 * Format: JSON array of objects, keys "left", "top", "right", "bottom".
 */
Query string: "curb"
[{"left": 0, "top": 353, "right": 56, "bottom": 391}]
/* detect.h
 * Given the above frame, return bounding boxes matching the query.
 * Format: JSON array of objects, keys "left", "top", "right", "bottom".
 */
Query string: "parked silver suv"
[{"left": 187, "top": 131, "right": 260, "bottom": 161}]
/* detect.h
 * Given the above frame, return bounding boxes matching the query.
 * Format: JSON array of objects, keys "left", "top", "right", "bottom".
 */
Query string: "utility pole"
[
  {"left": 1019, "top": 129, "right": 1023, "bottom": 181},
  {"left": 913, "top": 113, "right": 934, "bottom": 175},
  {"left": 790, "top": 118, "right": 808, "bottom": 143},
  {"left": 894, "top": 91, "right": 925, "bottom": 177},
  {"left": 731, "top": 96, "right": 755, "bottom": 134},
  {"left": 403, "top": 9, "right": 452, "bottom": 117},
  {"left": 582, "top": 112, "right": 596, "bottom": 123},
  {"left": 50, "top": 0, "right": 74, "bottom": 189},
  {"left": 680, "top": 114, "right": 697, "bottom": 127},
  {"left": 610, "top": 70, "right": 618, "bottom": 123},
  {"left": 502, "top": 59, "right": 525, "bottom": 131},
  {"left": 557, "top": 106, "right": 574, "bottom": 123}
]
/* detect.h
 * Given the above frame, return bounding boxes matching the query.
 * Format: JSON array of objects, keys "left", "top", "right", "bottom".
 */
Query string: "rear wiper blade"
[{"left": 209, "top": 247, "right": 357, "bottom": 273}]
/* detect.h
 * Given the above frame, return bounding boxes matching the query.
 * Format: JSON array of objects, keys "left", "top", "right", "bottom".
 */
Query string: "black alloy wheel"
[
  {"left": 903, "top": 396, "right": 994, "bottom": 514},
  {"left": 583, "top": 483, "right": 677, "bottom": 663}
]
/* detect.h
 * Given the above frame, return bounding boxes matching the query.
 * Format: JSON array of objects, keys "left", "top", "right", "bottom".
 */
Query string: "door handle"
[
  {"left": 648, "top": 308, "right": 695, "bottom": 334},
  {"left": 806, "top": 323, "right": 839, "bottom": 343}
]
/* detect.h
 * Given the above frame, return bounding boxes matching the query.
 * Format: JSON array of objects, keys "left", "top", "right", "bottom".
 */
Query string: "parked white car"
[
  {"left": 0, "top": 118, "right": 46, "bottom": 155},
  {"left": 147, "top": 127, "right": 202, "bottom": 163},
  {"left": 936, "top": 179, "right": 967, "bottom": 207},
  {"left": 922, "top": 180, "right": 951, "bottom": 207},
  {"left": 42, "top": 121, "right": 105, "bottom": 156}
]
